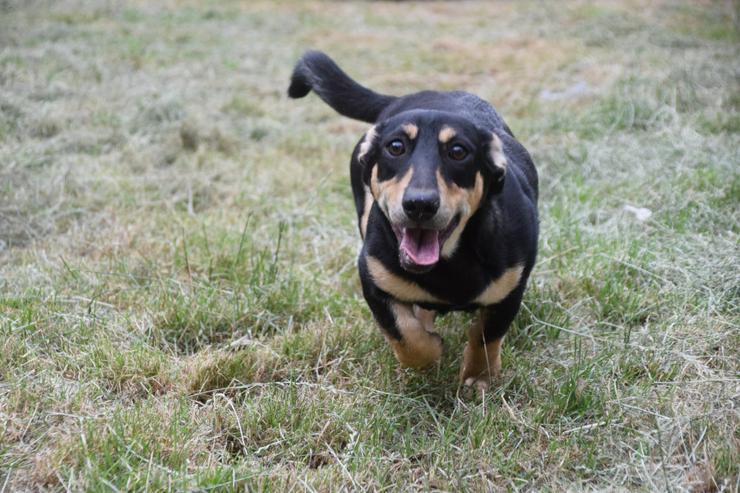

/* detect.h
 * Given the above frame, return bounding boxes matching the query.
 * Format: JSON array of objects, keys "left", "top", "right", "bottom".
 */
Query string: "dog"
[{"left": 288, "top": 51, "right": 538, "bottom": 390}]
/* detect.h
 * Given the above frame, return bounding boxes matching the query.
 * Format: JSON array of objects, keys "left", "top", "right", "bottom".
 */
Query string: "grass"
[{"left": 0, "top": 0, "right": 738, "bottom": 491}]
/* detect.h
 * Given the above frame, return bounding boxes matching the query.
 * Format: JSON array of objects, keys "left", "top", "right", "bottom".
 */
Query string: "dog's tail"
[{"left": 288, "top": 50, "right": 396, "bottom": 123}]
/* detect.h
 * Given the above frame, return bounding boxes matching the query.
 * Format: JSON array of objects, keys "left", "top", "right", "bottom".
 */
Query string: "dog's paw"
[
  {"left": 459, "top": 352, "right": 500, "bottom": 397},
  {"left": 459, "top": 335, "right": 503, "bottom": 395},
  {"left": 463, "top": 374, "right": 491, "bottom": 393}
]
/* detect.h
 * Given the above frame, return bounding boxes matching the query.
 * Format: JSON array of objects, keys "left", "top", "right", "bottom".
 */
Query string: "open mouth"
[{"left": 393, "top": 216, "right": 460, "bottom": 273}]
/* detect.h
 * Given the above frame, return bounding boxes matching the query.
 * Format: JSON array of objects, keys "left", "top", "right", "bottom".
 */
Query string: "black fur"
[{"left": 288, "top": 51, "right": 539, "bottom": 377}]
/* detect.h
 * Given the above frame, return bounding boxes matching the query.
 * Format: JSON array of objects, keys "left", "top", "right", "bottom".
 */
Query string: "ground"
[{"left": 0, "top": 0, "right": 738, "bottom": 491}]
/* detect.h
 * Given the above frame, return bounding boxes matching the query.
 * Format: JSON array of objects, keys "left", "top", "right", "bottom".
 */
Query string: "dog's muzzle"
[{"left": 392, "top": 215, "right": 460, "bottom": 274}]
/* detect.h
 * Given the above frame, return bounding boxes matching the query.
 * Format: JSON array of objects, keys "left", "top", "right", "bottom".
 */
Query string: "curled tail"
[{"left": 288, "top": 50, "right": 396, "bottom": 123}]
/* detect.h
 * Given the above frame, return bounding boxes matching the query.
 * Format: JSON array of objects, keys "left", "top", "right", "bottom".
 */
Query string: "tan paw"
[
  {"left": 459, "top": 330, "right": 503, "bottom": 387},
  {"left": 463, "top": 374, "right": 492, "bottom": 393}
]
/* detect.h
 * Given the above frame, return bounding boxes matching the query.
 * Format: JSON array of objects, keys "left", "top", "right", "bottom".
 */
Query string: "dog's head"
[{"left": 358, "top": 110, "right": 507, "bottom": 273}]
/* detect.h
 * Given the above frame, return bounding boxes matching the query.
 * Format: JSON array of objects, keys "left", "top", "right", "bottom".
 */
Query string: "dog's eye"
[
  {"left": 386, "top": 139, "right": 406, "bottom": 157},
  {"left": 448, "top": 144, "right": 468, "bottom": 161}
]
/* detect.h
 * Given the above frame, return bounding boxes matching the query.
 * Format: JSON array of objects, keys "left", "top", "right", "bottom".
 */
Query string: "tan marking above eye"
[
  {"left": 473, "top": 265, "right": 524, "bottom": 305},
  {"left": 366, "top": 256, "right": 443, "bottom": 303},
  {"left": 402, "top": 123, "right": 418, "bottom": 140},
  {"left": 438, "top": 126, "right": 457, "bottom": 144}
]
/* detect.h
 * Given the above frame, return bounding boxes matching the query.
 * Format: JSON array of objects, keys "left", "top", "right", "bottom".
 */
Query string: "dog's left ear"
[
  {"left": 357, "top": 125, "right": 381, "bottom": 167},
  {"left": 358, "top": 125, "right": 384, "bottom": 185},
  {"left": 483, "top": 132, "right": 507, "bottom": 194}
]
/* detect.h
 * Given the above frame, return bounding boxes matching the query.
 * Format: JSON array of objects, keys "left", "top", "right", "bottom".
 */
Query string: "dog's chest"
[{"left": 366, "top": 255, "right": 523, "bottom": 307}]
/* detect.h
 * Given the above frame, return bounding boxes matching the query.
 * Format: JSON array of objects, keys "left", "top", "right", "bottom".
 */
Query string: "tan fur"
[
  {"left": 387, "top": 302, "right": 443, "bottom": 369},
  {"left": 437, "top": 170, "right": 484, "bottom": 258},
  {"left": 459, "top": 313, "right": 503, "bottom": 390},
  {"left": 490, "top": 133, "right": 507, "bottom": 173},
  {"left": 366, "top": 256, "right": 443, "bottom": 303},
  {"left": 402, "top": 123, "right": 418, "bottom": 140},
  {"left": 357, "top": 126, "right": 378, "bottom": 163},
  {"left": 371, "top": 165, "right": 413, "bottom": 223},
  {"left": 474, "top": 265, "right": 524, "bottom": 305},
  {"left": 360, "top": 185, "right": 374, "bottom": 239},
  {"left": 466, "top": 172, "right": 485, "bottom": 212},
  {"left": 438, "top": 125, "right": 457, "bottom": 144},
  {"left": 413, "top": 305, "right": 436, "bottom": 332},
  {"left": 370, "top": 164, "right": 380, "bottom": 199}
]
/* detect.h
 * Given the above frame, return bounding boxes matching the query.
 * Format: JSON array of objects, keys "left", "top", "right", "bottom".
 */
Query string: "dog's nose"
[{"left": 402, "top": 189, "right": 440, "bottom": 222}]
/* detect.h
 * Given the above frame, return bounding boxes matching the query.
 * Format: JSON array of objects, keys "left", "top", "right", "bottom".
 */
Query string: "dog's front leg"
[
  {"left": 460, "top": 312, "right": 503, "bottom": 391},
  {"left": 413, "top": 305, "right": 436, "bottom": 333},
  {"left": 386, "top": 301, "right": 443, "bottom": 369},
  {"left": 460, "top": 288, "right": 524, "bottom": 391},
  {"left": 359, "top": 277, "right": 443, "bottom": 369}
]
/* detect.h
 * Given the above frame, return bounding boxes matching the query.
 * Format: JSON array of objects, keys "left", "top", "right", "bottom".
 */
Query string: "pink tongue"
[{"left": 400, "top": 228, "right": 440, "bottom": 266}]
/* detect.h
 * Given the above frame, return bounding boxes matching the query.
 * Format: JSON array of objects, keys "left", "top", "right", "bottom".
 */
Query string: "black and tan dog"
[{"left": 288, "top": 51, "right": 538, "bottom": 390}]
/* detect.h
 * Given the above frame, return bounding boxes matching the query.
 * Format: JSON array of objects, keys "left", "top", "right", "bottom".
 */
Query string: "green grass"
[{"left": 1, "top": 0, "right": 738, "bottom": 491}]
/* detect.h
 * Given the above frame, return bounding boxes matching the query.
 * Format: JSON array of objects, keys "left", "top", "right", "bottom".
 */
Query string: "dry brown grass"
[{"left": 1, "top": 0, "right": 738, "bottom": 491}]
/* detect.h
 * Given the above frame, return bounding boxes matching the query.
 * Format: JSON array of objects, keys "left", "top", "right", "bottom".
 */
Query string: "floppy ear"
[
  {"left": 484, "top": 132, "right": 507, "bottom": 194},
  {"left": 357, "top": 125, "right": 380, "bottom": 166},
  {"left": 357, "top": 125, "right": 384, "bottom": 185}
]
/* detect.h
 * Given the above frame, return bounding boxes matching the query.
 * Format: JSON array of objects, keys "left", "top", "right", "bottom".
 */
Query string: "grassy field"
[{"left": 1, "top": 0, "right": 738, "bottom": 491}]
